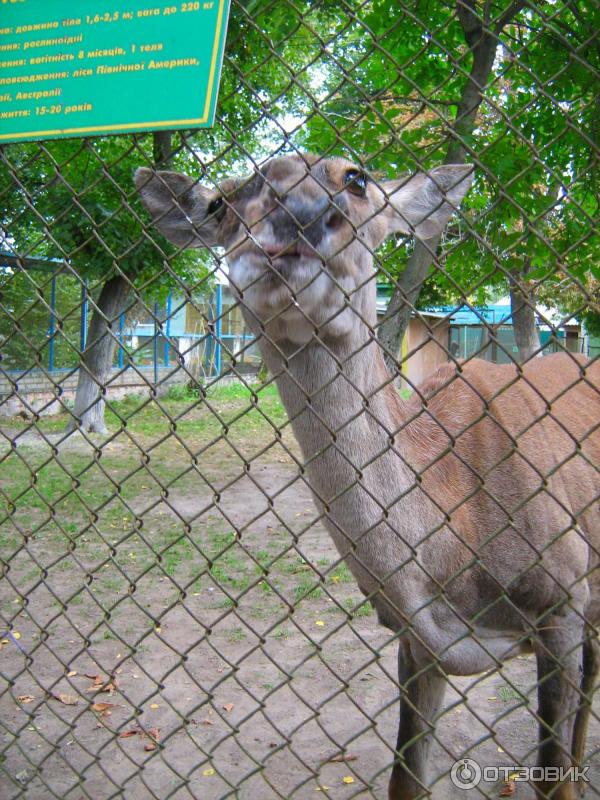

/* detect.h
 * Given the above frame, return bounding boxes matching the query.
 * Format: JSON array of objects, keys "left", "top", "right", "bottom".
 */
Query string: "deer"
[{"left": 135, "top": 153, "right": 600, "bottom": 800}]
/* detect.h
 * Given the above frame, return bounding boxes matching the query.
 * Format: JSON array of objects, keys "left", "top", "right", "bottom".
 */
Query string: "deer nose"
[{"left": 270, "top": 196, "right": 332, "bottom": 248}]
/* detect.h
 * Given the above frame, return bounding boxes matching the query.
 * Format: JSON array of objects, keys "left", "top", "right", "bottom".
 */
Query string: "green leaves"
[{"left": 2, "top": 0, "right": 597, "bottom": 323}]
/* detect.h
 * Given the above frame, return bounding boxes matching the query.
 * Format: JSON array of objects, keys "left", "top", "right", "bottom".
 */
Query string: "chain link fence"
[{"left": 1, "top": 1, "right": 599, "bottom": 798}]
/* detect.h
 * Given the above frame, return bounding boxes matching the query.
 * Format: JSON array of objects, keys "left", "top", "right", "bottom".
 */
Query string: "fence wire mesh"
[{"left": 1, "top": 1, "right": 599, "bottom": 799}]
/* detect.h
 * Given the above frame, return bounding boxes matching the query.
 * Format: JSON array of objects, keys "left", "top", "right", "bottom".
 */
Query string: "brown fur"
[{"left": 137, "top": 154, "right": 599, "bottom": 799}]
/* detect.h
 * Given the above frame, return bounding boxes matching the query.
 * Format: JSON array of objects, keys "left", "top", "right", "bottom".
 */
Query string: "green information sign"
[{"left": 0, "top": 0, "right": 230, "bottom": 142}]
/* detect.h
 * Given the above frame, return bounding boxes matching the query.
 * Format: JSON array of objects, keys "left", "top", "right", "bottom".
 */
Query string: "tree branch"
[
  {"left": 495, "top": 0, "right": 529, "bottom": 34},
  {"left": 379, "top": 0, "right": 529, "bottom": 376}
]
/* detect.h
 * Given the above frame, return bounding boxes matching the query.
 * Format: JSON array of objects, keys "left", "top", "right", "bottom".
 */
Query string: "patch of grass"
[
  {"left": 228, "top": 626, "right": 247, "bottom": 643},
  {"left": 67, "top": 594, "right": 84, "bottom": 606},
  {"left": 215, "top": 597, "right": 235, "bottom": 609},
  {"left": 283, "top": 557, "right": 310, "bottom": 575},
  {"left": 329, "top": 562, "right": 353, "bottom": 584},
  {"left": 343, "top": 597, "right": 374, "bottom": 617},
  {"left": 0, "top": 535, "right": 19, "bottom": 556},
  {"left": 497, "top": 684, "right": 523, "bottom": 703},
  {"left": 210, "top": 563, "right": 250, "bottom": 592},
  {"left": 166, "top": 384, "right": 199, "bottom": 402},
  {"left": 255, "top": 549, "right": 271, "bottom": 568},
  {"left": 294, "top": 577, "right": 323, "bottom": 603},
  {"left": 98, "top": 575, "right": 123, "bottom": 593},
  {"left": 161, "top": 537, "right": 194, "bottom": 576},
  {"left": 22, "top": 567, "right": 41, "bottom": 584},
  {"left": 105, "top": 381, "right": 287, "bottom": 440},
  {"left": 205, "top": 529, "right": 237, "bottom": 558},
  {"left": 54, "top": 557, "right": 77, "bottom": 572}
]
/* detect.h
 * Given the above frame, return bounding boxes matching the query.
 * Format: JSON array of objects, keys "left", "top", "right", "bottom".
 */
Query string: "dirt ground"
[{"left": 1, "top": 390, "right": 599, "bottom": 800}]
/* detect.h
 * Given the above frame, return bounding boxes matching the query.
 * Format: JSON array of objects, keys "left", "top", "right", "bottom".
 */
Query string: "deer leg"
[
  {"left": 388, "top": 641, "right": 446, "bottom": 800},
  {"left": 571, "top": 631, "right": 599, "bottom": 789},
  {"left": 534, "top": 616, "right": 585, "bottom": 800}
]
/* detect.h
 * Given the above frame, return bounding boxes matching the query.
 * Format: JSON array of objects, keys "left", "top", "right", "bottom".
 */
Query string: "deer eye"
[
  {"left": 207, "top": 196, "right": 225, "bottom": 219},
  {"left": 343, "top": 169, "right": 367, "bottom": 197}
]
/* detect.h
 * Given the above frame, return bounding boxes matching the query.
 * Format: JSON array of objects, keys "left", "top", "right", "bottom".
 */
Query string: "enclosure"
[{"left": 1, "top": 1, "right": 599, "bottom": 799}]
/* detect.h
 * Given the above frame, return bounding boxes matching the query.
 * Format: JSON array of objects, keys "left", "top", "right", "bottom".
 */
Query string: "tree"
[
  {"left": 66, "top": 132, "right": 176, "bottom": 434},
  {"left": 2, "top": 0, "right": 597, "bottom": 429},
  {"left": 0, "top": 134, "right": 206, "bottom": 432},
  {"left": 289, "top": 0, "right": 598, "bottom": 370}
]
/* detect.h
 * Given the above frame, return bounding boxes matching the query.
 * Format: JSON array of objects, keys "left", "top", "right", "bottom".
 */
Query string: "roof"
[{"left": 375, "top": 287, "right": 580, "bottom": 331}]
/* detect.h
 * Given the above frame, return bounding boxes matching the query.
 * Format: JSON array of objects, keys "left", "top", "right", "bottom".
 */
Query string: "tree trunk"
[
  {"left": 377, "top": 238, "right": 440, "bottom": 366},
  {"left": 67, "top": 275, "right": 130, "bottom": 434},
  {"left": 379, "top": 0, "right": 525, "bottom": 376},
  {"left": 153, "top": 130, "right": 173, "bottom": 167},
  {"left": 510, "top": 266, "right": 540, "bottom": 362},
  {"left": 67, "top": 132, "right": 173, "bottom": 434}
]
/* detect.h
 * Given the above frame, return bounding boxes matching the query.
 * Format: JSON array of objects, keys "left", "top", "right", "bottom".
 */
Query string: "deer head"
[{"left": 135, "top": 154, "right": 472, "bottom": 344}]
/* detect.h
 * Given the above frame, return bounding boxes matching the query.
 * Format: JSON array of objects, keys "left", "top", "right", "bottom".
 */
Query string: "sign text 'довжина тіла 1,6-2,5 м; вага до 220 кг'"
[{"left": 0, "top": 0, "right": 231, "bottom": 142}]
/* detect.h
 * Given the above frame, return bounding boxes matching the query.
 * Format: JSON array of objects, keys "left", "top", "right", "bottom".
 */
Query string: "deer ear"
[
  {"left": 378, "top": 165, "right": 473, "bottom": 240},
  {"left": 134, "top": 167, "right": 224, "bottom": 249}
]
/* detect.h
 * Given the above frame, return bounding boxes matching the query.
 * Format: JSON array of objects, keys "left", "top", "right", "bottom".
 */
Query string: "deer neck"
[
  {"left": 259, "top": 318, "right": 416, "bottom": 515},
  {"left": 253, "top": 309, "right": 506, "bottom": 674}
]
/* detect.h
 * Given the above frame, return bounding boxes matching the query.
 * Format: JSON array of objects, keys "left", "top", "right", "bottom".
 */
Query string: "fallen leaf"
[
  {"left": 92, "top": 702, "right": 114, "bottom": 713},
  {"left": 86, "top": 679, "right": 117, "bottom": 694},
  {"left": 201, "top": 718, "right": 214, "bottom": 726},
  {"left": 500, "top": 781, "right": 515, "bottom": 797},
  {"left": 144, "top": 727, "right": 160, "bottom": 751},
  {"left": 67, "top": 670, "right": 77, "bottom": 677},
  {"left": 222, "top": 703, "right": 234, "bottom": 713},
  {"left": 119, "top": 728, "right": 140, "bottom": 739},
  {"left": 342, "top": 776, "right": 355, "bottom": 784},
  {"left": 315, "top": 620, "right": 325, "bottom": 627},
  {"left": 150, "top": 703, "right": 159, "bottom": 709},
  {"left": 329, "top": 754, "right": 357, "bottom": 763},
  {"left": 54, "top": 693, "right": 79, "bottom": 706},
  {"left": 12, "top": 631, "right": 21, "bottom": 640},
  {"left": 17, "top": 695, "right": 35, "bottom": 704},
  {"left": 202, "top": 768, "right": 215, "bottom": 776}
]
